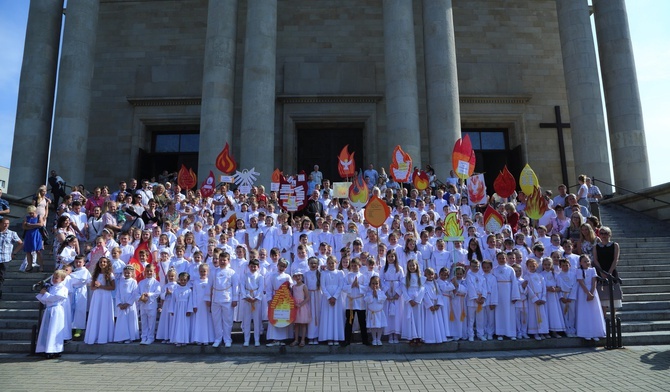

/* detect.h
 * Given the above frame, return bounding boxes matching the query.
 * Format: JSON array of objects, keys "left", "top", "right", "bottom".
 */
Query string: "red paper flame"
[
  {"left": 200, "top": 170, "right": 216, "bottom": 198},
  {"left": 494, "top": 165, "right": 516, "bottom": 199},
  {"left": 467, "top": 173, "right": 487, "bottom": 205},
  {"left": 364, "top": 194, "right": 391, "bottom": 228},
  {"left": 390, "top": 145, "right": 412, "bottom": 183},
  {"left": 338, "top": 145, "right": 356, "bottom": 179},
  {"left": 452, "top": 134, "right": 476, "bottom": 180},
  {"left": 443, "top": 212, "right": 464, "bottom": 241},
  {"left": 412, "top": 169, "right": 430, "bottom": 191},
  {"left": 177, "top": 165, "right": 197, "bottom": 190},
  {"left": 484, "top": 205, "right": 504, "bottom": 233},
  {"left": 215, "top": 143, "right": 237, "bottom": 174},
  {"left": 525, "top": 186, "right": 548, "bottom": 220},
  {"left": 348, "top": 171, "right": 370, "bottom": 210}
]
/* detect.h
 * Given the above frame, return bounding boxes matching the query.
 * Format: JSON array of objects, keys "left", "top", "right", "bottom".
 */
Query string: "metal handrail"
[{"left": 592, "top": 177, "right": 670, "bottom": 207}]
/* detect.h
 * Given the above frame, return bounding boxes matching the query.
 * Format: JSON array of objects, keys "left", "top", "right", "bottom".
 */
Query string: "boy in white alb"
[
  {"left": 465, "top": 260, "right": 487, "bottom": 341},
  {"left": 240, "top": 259, "right": 265, "bottom": 346},
  {"left": 114, "top": 265, "right": 140, "bottom": 343},
  {"left": 138, "top": 264, "right": 161, "bottom": 344},
  {"left": 342, "top": 258, "right": 370, "bottom": 346},
  {"left": 211, "top": 252, "right": 238, "bottom": 348},
  {"left": 481, "top": 260, "right": 499, "bottom": 340}
]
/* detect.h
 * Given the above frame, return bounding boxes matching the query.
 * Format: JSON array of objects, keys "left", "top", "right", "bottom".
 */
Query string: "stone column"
[
  {"left": 383, "top": 0, "right": 422, "bottom": 166},
  {"left": 49, "top": 0, "right": 100, "bottom": 187},
  {"left": 198, "top": 0, "right": 239, "bottom": 179},
  {"left": 593, "top": 0, "right": 651, "bottom": 191},
  {"left": 239, "top": 0, "right": 277, "bottom": 187},
  {"left": 9, "top": 0, "right": 63, "bottom": 197},
  {"left": 555, "top": 0, "right": 612, "bottom": 194},
  {"left": 422, "top": 0, "right": 460, "bottom": 180}
]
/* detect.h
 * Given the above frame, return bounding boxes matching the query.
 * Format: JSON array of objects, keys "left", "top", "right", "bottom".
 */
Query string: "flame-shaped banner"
[
  {"left": 519, "top": 164, "right": 539, "bottom": 196},
  {"left": 348, "top": 170, "right": 370, "bottom": 210},
  {"left": 412, "top": 169, "right": 430, "bottom": 191},
  {"left": 494, "top": 165, "right": 516, "bottom": 199},
  {"left": 467, "top": 173, "right": 487, "bottom": 205},
  {"left": 215, "top": 142, "right": 237, "bottom": 174},
  {"left": 443, "top": 212, "right": 464, "bottom": 241},
  {"left": 278, "top": 175, "right": 308, "bottom": 212},
  {"left": 199, "top": 170, "right": 216, "bottom": 198},
  {"left": 364, "top": 194, "right": 391, "bottom": 228},
  {"left": 525, "top": 185, "right": 549, "bottom": 220},
  {"left": 337, "top": 144, "right": 356, "bottom": 179},
  {"left": 268, "top": 281, "right": 297, "bottom": 327},
  {"left": 390, "top": 145, "right": 412, "bottom": 183},
  {"left": 452, "top": 134, "right": 476, "bottom": 180},
  {"left": 270, "top": 168, "right": 283, "bottom": 192},
  {"left": 177, "top": 164, "right": 197, "bottom": 190},
  {"left": 484, "top": 205, "right": 504, "bottom": 234}
]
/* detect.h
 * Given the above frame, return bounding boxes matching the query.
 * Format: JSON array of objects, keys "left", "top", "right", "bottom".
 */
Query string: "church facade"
[{"left": 10, "top": 0, "right": 650, "bottom": 196}]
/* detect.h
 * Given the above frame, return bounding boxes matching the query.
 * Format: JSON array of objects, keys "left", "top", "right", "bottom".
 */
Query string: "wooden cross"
[{"left": 540, "top": 106, "right": 571, "bottom": 189}]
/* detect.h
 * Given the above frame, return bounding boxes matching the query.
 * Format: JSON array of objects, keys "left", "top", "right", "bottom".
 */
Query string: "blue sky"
[{"left": 1, "top": 0, "right": 669, "bottom": 186}]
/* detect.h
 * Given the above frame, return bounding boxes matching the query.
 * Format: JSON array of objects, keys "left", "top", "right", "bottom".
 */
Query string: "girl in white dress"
[
  {"left": 156, "top": 269, "right": 177, "bottom": 343},
  {"left": 422, "top": 268, "right": 446, "bottom": 344},
  {"left": 540, "top": 257, "right": 566, "bottom": 338},
  {"left": 191, "top": 264, "right": 214, "bottom": 345},
  {"left": 365, "top": 276, "right": 387, "bottom": 346},
  {"left": 381, "top": 249, "right": 404, "bottom": 343},
  {"left": 401, "top": 259, "right": 425, "bottom": 345},
  {"left": 84, "top": 257, "right": 115, "bottom": 344},
  {"left": 436, "top": 267, "right": 455, "bottom": 340},
  {"left": 36, "top": 270, "right": 69, "bottom": 358},
  {"left": 576, "top": 255, "right": 606, "bottom": 341},
  {"left": 113, "top": 265, "right": 140, "bottom": 343},
  {"left": 557, "top": 258, "right": 578, "bottom": 337},
  {"left": 265, "top": 258, "right": 293, "bottom": 345},
  {"left": 303, "top": 257, "right": 322, "bottom": 344},
  {"left": 318, "top": 255, "right": 345, "bottom": 345},
  {"left": 69, "top": 255, "right": 91, "bottom": 339},
  {"left": 171, "top": 272, "right": 194, "bottom": 346}
]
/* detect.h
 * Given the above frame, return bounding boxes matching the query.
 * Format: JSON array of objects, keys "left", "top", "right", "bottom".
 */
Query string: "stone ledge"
[
  {"left": 126, "top": 96, "right": 202, "bottom": 107},
  {"left": 277, "top": 95, "right": 384, "bottom": 104},
  {"left": 459, "top": 94, "right": 532, "bottom": 104}
]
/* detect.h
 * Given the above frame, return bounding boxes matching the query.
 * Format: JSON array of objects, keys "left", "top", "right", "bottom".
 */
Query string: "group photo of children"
[{"left": 29, "top": 166, "right": 617, "bottom": 359}]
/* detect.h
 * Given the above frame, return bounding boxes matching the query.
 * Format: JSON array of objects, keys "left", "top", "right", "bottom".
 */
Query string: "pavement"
[{"left": 1, "top": 346, "right": 669, "bottom": 392}]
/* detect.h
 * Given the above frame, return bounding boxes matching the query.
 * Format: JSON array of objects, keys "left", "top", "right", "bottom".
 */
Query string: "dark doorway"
[
  {"left": 296, "top": 123, "right": 365, "bottom": 183},
  {"left": 139, "top": 126, "right": 199, "bottom": 181},
  {"left": 462, "top": 128, "right": 522, "bottom": 192}
]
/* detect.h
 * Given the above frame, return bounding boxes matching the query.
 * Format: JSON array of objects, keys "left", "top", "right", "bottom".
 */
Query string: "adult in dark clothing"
[
  {"left": 303, "top": 190, "right": 324, "bottom": 226},
  {"left": 48, "top": 170, "right": 67, "bottom": 210}
]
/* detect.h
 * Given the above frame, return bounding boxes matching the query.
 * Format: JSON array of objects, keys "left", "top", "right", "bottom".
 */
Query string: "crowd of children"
[{"left": 33, "top": 175, "right": 611, "bottom": 358}]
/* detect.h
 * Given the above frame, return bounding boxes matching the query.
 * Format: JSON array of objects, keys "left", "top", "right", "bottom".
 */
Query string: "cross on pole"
[{"left": 540, "top": 106, "right": 571, "bottom": 189}]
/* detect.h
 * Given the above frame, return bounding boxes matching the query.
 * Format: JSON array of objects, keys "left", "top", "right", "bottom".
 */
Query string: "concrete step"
[
  {"left": 622, "top": 292, "right": 670, "bottom": 302},
  {"left": 618, "top": 310, "right": 670, "bottom": 322},
  {"left": 0, "top": 301, "right": 40, "bottom": 310},
  {"left": 0, "top": 318, "right": 38, "bottom": 329},
  {"left": 617, "top": 265, "right": 670, "bottom": 272},
  {"left": 0, "top": 293, "right": 39, "bottom": 301},
  {"left": 622, "top": 285, "right": 670, "bottom": 294},
  {"left": 621, "top": 320, "right": 670, "bottom": 333},
  {"left": 620, "top": 277, "right": 670, "bottom": 286},
  {"left": 0, "top": 329, "right": 33, "bottom": 341},
  {"left": 620, "top": 301, "right": 670, "bottom": 311},
  {"left": 616, "top": 255, "right": 670, "bottom": 264},
  {"left": 0, "top": 308, "right": 39, "bottom": 318},
  {"left": 622, "top": 331, "right": 670, "bottom": 346},
  {"left": 618, "top": 271, "right": 670, "bottom": 278}
]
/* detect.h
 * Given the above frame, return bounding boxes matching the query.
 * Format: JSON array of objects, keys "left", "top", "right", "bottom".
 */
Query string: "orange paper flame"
[
  {"left": 268, "top": 281, "right": 297, "bottom": 328},
  {"left": 390, "top": 145, "right": 412, "bottom": 183},
  {"left": 215, "top": 142, "right": 237, "bottom": 174},
  {"left": 452, "top": 134, "right": 476, "bottom": 180},
  {"left": 412, "top": 169, "right": 430, "bottom": 191},
  {"left": 443, "top": 212, "right": 464, "bottom": 241},
  {"left": 271, "top": 168, "right": 284, "bottom": 183},
  {"left": 364, "top": 194, "right": 391, "bottom": 228},
  {"left": 338, "top": 145, "right": 356, "bottom": 179},
  {"left": 525, "top": 186, "right": 548, "bottom": 220},
  {"left": 467, "top": 173, "right": 487, "bottom": 205},
  {"left": 348, "top": 170, "right": 370, "bottom": 210},
  {"left": 494, "top": 165, "right": 516, "bottom": 199},
  {"left": 484, "top": 205, "right": 504, "bottom": 233},
  {"left": 177, "top": 165, "right": 197, "bottom": 190}
]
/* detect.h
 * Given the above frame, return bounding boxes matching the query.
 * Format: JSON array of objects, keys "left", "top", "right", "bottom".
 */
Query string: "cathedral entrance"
[
  {"left": 296, "top": 123, "right": 365, "bottom": 183},
  {"left": 462, "top": 128, "right": 523, "bottom": 192},
  {"left": 139, "top": 127, "right": 199, "bottom": 181}
]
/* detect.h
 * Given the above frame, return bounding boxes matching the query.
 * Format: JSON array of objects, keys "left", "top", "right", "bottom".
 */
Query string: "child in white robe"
[
  {"left": 381, "top": 249, "right": 404, "bottom": 344},
  {"left": 114, "top": 265, "right": 140, "bottom": 343},
  {"left": 138, "top": 264, "right": 161, "bottom": 345},
  {"left": 492, "top": 253, "right": 520, "bottom": 340},
  {"left": 422, "top": 268, "right": 446, "bottom": 344},
  {"left": 436, "top": 267, "right": 455, "bottom": 340},
  {"left": 365, "top": 276, "right": 387, "bottom": 346},
  {"left": 156, "top": 269, "right": 178, "bottom": 343},
  {"left": 266, "top": 258, "right": 294, "bottom": 345},
  {"left": 401, "top": 259, "right": 425, "bottom": 345},
  {"left": 69, "top": 255, "right": 91, "bottom": 339},
  {"left": 240, "top": 259, "right": 265, "bottom": 347},
  {"left": 84, "top": 257, "right": 115, "bottom": 345},
  {"left": 466, "top": 260, "right": 487, "bottom": 341},
  {"left": 318, "top": 256, "right": 345, "bottom": 345},
  {"left": 525, "top": 259, "right": 549, "bottom": 340},
  {"left": 450, "top": 266, "right": 468, "bottom": 340},
  {"left": 557, "top": 258, "right": 578, "bottom": 337},
  {"left": 481, "top": 260, "right": 498, "bottom": 340},
  {"left": 512, "top": 264, "right": 529, "bottom": 339},
  {"left": 304, "top": 257, "right": 322, "bottom": 344},
  {"left": 36, "top": 270, "right": 69, "bottom": 358},
  {"left": 211, "top": 252, "right": 238, "bottom": 348},
  {"left": 540, "top": 257, "right": 566, "bottom": 338},
  {"left": 191, "top": 264, "right": 215, "bottom": 345},
  {"left": 576, "top": 255, "right": 606, "bottom": 341},
  {"left": 171, "top": 272, "right": 194, "bottom": 346}
]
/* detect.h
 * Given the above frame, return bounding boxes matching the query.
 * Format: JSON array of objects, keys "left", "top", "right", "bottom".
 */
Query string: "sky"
[{"left": 0, "top": 0, "right": 669, "bottom": 187}]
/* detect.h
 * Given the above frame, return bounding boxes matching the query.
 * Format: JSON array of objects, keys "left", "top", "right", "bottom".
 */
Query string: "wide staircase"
[{"left": 1, "top": 203, "right": 669, "bottom": 355}]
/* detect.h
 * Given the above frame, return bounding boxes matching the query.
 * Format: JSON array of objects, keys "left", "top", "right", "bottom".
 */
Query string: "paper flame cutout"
[
  {"left": 215, "top": 143, "right": 237, "bottom": 174},
  {"left": 200, "top": 170, "right": 216, "bottom": 198},
  {"left": 412, "top": 169, "right": 430, "bottom": 191},
  {"left": 519, "top": 164, "right": 539, "bottom": 196},
  {"left": 338, "top": 145, "right": 356, "bottom": 179},
  {"left": 467, "top": 173, "right": 487, "bottom": 205},
  {"left": 364, "top": 194, "right": 391, "bottom": 228},
  {"left": 525, "top": 186, "right": 548, "bottom": 220},
  {"left": 443, "top": 212, "right": 464, "bottom": 241},
  {"left": 452, "top": 134, "right": 476, "bottom": 180},
  {"left": 177, "top": 165, "right": 197, "bottom": 190},
  {"left": 348, "top": 170, "right": 370, "bottom": 210},
  {"left": 268, "top": 281, "right": 297, "bottom": 327},
  {"left": 278, "top": 175, "right": 308, "bottom": 212},
  {"left": 494, "top": 165, "right": 516, "bottom": 199},
  {"left": 390, "top": 145, "right": 412, "bottom": 183},
  {"left": 271, "top": 169, "right": 283, "bottom": 183},
  {"left": 484, "top": 205, "right": 504, "bottom": 233}
]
